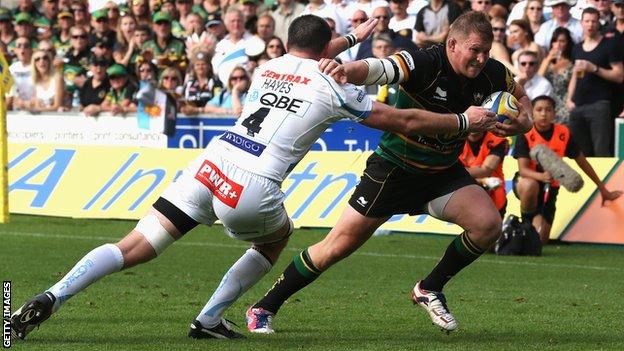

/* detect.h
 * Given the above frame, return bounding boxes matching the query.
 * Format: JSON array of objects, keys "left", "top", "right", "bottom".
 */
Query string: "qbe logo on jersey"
[{"left": 194, "top": 160, "right": 244, "bottom": 208}]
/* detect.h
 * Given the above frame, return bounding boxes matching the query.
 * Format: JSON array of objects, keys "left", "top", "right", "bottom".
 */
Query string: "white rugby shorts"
[{"left": 160, "top": 148, "right": 288, "bottom": 242}]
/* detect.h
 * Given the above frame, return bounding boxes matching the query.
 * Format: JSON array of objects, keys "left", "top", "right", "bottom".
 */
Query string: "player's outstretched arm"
[
  {"left": 326, "top": 18, "right": 377, "bottom": 59},
  {"left": 361, "top": 102, "right": 496, "bottom": 135},
  {"left": 574, "top": 154, "right": 623, "bottom": 206},
  {"left": 319, "top": 57, "right": 369, "bottom": 85},
  {"left": 319, "top": 51, "right": 412, "bottom": 87}
]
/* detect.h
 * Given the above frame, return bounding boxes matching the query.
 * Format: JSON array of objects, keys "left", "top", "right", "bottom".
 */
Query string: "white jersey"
[{"left": 210, "top": 54, "right": 373, "bottom": 182}]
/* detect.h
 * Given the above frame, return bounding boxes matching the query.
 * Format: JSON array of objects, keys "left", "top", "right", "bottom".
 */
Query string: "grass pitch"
[{"left": 2, "top": 215, "right": 623, "bottom": 351}]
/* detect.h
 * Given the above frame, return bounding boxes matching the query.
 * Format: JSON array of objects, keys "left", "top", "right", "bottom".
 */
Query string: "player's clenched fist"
[{"left": 463, "top": 106, "right": 497, "bottom": 133}]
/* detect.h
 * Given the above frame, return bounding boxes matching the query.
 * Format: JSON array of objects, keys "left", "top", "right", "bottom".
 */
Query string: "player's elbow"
[{"left": 404, "top": 117, "right": 427, "bottom": 135}]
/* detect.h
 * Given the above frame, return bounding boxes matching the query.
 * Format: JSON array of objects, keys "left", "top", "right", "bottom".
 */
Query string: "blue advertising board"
[{"left": 168, "top": 116, "right": 383, "bottom": 151}]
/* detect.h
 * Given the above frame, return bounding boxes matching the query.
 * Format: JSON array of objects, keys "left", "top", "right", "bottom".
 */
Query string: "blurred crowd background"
[{"left": 1, "top": 0, "right": 623, "bottom": 155}]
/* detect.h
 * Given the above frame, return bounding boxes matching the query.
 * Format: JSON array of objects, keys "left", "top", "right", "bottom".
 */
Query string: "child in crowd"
[{"left": 512, "top": 95, "right": 621, "bottom": 244}]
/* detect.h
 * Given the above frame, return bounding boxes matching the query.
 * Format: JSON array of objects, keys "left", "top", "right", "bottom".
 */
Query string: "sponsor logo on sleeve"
[
  {"left": 356, "top": 89, "right": 366, "bottom": 103},
  {"left": 398, "top": 51, "right": 415, "bottom": 70}
]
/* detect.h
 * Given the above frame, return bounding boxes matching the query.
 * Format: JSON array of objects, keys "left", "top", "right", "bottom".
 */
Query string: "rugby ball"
[{"left": 481, "top": 91, "right": 519, "bottom": 124}]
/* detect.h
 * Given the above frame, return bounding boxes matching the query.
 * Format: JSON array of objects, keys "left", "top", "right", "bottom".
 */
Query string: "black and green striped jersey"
[{"left": 377, "top": 44, "right": 516, "bottom": 173}]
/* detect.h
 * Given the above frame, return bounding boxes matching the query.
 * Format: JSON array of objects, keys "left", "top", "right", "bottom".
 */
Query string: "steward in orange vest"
[{"left": 512, "top": 95, "right": 622, "bottom": 244}]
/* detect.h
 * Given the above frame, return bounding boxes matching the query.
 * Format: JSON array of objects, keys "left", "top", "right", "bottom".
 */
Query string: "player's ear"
[{"left": 447, "top": 37, "right": 456, "bottom": 52}]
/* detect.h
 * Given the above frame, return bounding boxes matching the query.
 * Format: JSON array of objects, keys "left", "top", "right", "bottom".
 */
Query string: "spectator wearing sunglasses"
[
  {"left": 415, "top": 0, "right": 461, "bottom": 48},
  {"left": 89, "top": 9, "right": 116, "bottom": 51},
  {"left": 264, "top": 35, "right": 285, "bottom": 59},
  {"left": 80, "top": 56, "right": 112, "bottom": 116},
  {"left": 62, "top": 26, "right": 90, "bottom": 96},
  {"left": 135, "top": 59, "right": 158, "bottom": 84},
  {"left": 490, "top": 17, "right": 516, "bottom": 74},
  {"left": 535, "top": 0, "right": 583, "bottom": 49},
  {"left": 522, "top": 0, "right": 546, "bottom": 34},
  {"left": 69, "top": 1, "right": 90, "bottom": 33},
  {"left": 158, "top": 66, "right": 184, "bottom": 98},
  {"left": 356, "top": 6, "right": 417, "bottom": 59},
  {"left": 8, "top": 36, "right": 34, "bottom": 110},
  {"left": 515, "top": 50, "right": 554, "bottom": 100},
  {"left": 204, "top": 66, "right": 249, "bottom": 116},
  {"left": 29, "top": 49, "right": 65, "bottom": 112},
  {"left": 336, "top": 10, "right": 367, "bottom": 63}
]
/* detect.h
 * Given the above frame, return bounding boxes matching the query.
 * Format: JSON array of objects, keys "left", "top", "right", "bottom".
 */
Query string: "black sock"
[
  {"left": 521, "top": 211, "right": 537, "bottom": 224},
  {"left": 253, "top": 249, "right": 321, "bottom": 314},
  {"left": 420, "top": 232, "right": 485, "bottom": 292}
]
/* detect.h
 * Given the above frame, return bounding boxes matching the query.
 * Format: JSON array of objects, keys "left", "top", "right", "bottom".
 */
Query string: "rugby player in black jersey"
[{"left": 247, "top": 11, "right": 533, "bottom": 334}]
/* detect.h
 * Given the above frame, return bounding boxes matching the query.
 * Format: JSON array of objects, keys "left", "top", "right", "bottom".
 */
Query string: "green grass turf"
[{"left": 1, "top": 214, "right": 623, "bottom": 350}]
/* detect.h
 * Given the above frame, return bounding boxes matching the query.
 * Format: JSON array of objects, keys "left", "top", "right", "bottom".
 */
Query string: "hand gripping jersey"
[
  {"left": 210, "top": 54, "right": 373, "bottom": 182},
  {"left": 377, "top": 45, "right": 516, "bottom": 172}
]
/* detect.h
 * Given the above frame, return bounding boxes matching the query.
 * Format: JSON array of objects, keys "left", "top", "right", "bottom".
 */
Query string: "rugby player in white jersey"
[{"left": 11, "top": 15, "right": 497, "bottom": 340}]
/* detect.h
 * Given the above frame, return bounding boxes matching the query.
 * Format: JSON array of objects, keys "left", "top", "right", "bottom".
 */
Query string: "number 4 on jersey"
[{"left": 241, "top": 107, "right": 270, "bottom": 137}]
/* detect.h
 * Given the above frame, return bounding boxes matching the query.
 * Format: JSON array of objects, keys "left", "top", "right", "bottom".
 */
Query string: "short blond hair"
[{"left": 448, "top": 11, "right": 493, "bottom": 43}]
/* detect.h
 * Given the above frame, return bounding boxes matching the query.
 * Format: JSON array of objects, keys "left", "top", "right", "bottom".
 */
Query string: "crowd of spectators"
[{"left": 1, "top": 0, "right": 623, "bottom": 154}]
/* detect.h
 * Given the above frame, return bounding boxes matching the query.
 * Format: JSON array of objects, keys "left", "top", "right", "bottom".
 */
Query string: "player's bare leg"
[
  {"left": 247, "top": 206, "right": 388, "bottom": 333},
  {"left": 412, "top": 184, "right": 501, "bottom": 333}
]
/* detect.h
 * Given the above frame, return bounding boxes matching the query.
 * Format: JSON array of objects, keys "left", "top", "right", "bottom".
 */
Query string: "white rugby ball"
[{"left": 481, "top": 91, "right": 519, "bottom": 124}]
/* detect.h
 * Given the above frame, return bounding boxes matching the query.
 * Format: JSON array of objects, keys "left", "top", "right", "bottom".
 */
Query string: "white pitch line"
[{"left": 1, "top": 231, "right": 622, "bottom": 272}]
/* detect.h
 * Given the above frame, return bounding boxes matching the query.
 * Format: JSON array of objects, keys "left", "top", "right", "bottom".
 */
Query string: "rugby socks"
[
  {"left": 253, "top": 249, "right": 321, "bottom": 314},
  {"left": 47, "top": 243, "right": 124, "bottom": 312},
  {"left": 420, "top": 232, "right": 485, "bottom": 292},
  {"left": 197, "top": 248, "right": 272, "bottom": 328},
  {"left": 521, "top": 211, "right": 537, "bottom": 225}
]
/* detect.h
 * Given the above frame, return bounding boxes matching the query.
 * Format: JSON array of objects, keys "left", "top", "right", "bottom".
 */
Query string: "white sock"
[
  {"left": 196, "top": 248, "right": 272, "bottom": 327},
  {"left": 47, "top": 243, "right": 124, "bottom": 312}
]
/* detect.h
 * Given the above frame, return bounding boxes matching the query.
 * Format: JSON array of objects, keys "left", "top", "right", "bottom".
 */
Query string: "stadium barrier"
[
  {"left": 7, "top": 112, "right": 382, "bottom": 151},
  {"left": 616, "top": 118, "right": 624, "bottom": 159},
  {"left": 7, "top": 143, "right": 619, "bottom": 241}
]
